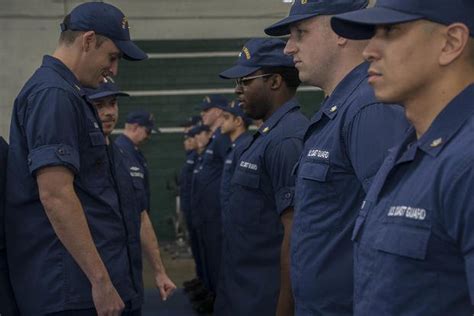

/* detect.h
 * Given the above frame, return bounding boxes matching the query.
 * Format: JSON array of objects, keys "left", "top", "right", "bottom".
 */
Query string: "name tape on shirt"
[
  {"left": 388, "top": 205, "right": 426, "bottom": 221},
  {"left": 307, "top": 149, "right": 330, "bottom": 159},
  {"left": 240, "top": 161, "right": 258, "bottom": 171}
]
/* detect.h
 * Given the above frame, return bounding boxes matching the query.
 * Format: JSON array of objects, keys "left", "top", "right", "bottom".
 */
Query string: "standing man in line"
[
  {"left": 5, "top": 2, "right": 148, "bottom": 315},
  {"left": 0, "top": 136, "right": 18, "bottom": 316},
  {"left": 216, "top": 38, "right": 309, "bottom": 316},
  {"left": 330, "top": 0, "right": 474, "bottom": 314},
  {"left": 191, "top": 95, "right": 230, "bottom": 308},
  {"left": 115, "top": 110, "right": 157, "bottom": 216},
  {"left": 214, "top": 100, "right": 252, "bottom": 314},
  {"left": 265, "top": 0, "right": 409, "bottom": 314},
  {"left": 86, "top": 81, "right": 176, "bottom": 302}
]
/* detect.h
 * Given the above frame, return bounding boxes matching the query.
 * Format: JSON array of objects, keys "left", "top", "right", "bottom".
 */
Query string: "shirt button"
[
  {"left": 284, "top": 192, "right": 292, "bottom": 199},
  {"left": 58, "top": 148, "right": 65, "bottom": 155},
  {"left": 96, "top": 159, "right": 103, "bottom": 166}
]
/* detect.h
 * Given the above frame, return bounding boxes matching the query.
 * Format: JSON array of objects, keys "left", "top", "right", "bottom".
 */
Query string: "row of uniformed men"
[
  {"left": 2, "top": 0, "right": 474, "bottom": 315},
  {"left": 179, "top": 0, "right": 474, "bottom": 315}
]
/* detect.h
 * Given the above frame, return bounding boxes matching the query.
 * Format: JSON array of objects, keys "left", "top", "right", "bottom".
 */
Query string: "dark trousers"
[{"left": 47, "top": 307, "right": 141, "bottom": 316}]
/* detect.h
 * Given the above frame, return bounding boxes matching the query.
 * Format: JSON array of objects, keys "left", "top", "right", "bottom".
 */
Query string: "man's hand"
[
  {"left": 155, "top": 272, "right": 177, "bottom": 301},
  {"left": 91, "top": 278, "right": 125, "bottom": 316}
]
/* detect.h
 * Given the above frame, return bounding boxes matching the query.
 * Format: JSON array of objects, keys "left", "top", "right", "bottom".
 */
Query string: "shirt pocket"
[
  {"left": 81, "top": 131, "right": 110, "bottom": 188},
  {"left": 296, "top": 161, "right": 341, "bottom": 231},
  {"left": 229, "top": 169, "right": 264, "bottom": 227},
  {"left": 373, "top": 219, "right": 431, "bottom": 260}
]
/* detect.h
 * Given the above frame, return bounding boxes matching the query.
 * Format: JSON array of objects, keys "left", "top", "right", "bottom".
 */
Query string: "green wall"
[{"left": 114, "top": 39, "right": 325, "bottom": 240}]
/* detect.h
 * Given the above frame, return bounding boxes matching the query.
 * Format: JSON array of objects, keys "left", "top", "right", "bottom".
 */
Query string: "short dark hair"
[
  {"left": 260, "top": 66, "right": 301, "bottom": 89},
  {"left": 59, "top": 14, "right": 109, "bottom": 48}
]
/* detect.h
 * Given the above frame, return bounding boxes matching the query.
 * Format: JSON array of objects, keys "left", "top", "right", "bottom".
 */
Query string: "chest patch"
[{"left": 388, "top": 205, "right": 427, "bottom": 221}]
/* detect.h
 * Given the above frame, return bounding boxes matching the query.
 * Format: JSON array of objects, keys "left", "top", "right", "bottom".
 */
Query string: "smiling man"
[
  {"left": 331, "top": 0, "right": 474, "bottom": 314},
  {"left": 264, "top": 0, "right": 409, "bottom": 314},
  {"left": 4, "top": 2, "right": 147, "bottom": 315},
  {"left": 86, "top": 82, "right": 176, "bottom": 307},
  {"left": 216, "top": 38, "right": 309, "bottom": 316}
]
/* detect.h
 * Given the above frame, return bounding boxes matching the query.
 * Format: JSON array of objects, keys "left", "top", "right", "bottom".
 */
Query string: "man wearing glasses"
[
  {"left": 115, "top": 110, "right": 157, "bottom": 217},
  {"left": 215, "top": 38, "right": 309, "bottom": 315}
]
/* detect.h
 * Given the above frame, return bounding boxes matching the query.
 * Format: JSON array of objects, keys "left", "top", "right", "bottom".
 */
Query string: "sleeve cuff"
[
  {"left": 275, "top": 186, "right": 295, "bottom": 215},
  {"left": 28, "top": 144, "right": 80, "bottom": 175}
]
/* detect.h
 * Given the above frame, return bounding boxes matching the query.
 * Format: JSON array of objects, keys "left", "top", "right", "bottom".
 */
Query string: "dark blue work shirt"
[
  {"left": 5, "top": 55, "right": 140, "bottom": 315},
  {"left": 221, "top": 98, "right": 308, "bottom": 315},
  {"left": 0, "top": 137, "right": 7, "bottom": 257},
  {"left": 0, "top": 137, "right": 18, "bottom": 315},
  {"left": 114, "top": 135, "right": 148, "bottom": 213},
  {"left": 219, "top": 131, "right": 252, "bottom": 221},
  {"left": 111, "top": 142, "right": 145, "bottom": 305},
  {"left": 291, "top": 62, "right": 409, "bottom": 315},
  {"left": 115, "top": 134, "right": 150, "bottom": 212},
  {"left": 191, "top": 128, "right": 230, "bottom": 226},
  {"left": 179, "top": 150, "right": 198, "bottom": 219},
  {"left": 353, "top": 85, "right": 474, "bottom": 316}
]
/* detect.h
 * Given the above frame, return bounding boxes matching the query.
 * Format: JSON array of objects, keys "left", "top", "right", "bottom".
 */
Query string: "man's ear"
[
  {"left": 439, "top": 23, "right": 470, "bottom": 66},
  {"left": 270, "top": 74, "right": 283, "bottom": 90},
  {"left": 81, "top": 31, "right": 96, "bottom": 52}
]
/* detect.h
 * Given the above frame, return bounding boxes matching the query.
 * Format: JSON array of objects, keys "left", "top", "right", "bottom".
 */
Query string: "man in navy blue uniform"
[
  {"left": 265, "top": 1, "right": 409, "bottom": 314},
  {"left": 219, "top": 100, "right": 253, "bottom": 221},
  {"left": 216, "top": 38, "right": 309, "bottom": 316},
  {"left": 115, "top": 110, "right": 157, "bottom": 216},
  {"left": 190, "top": 95, "right": 231, "bottom": 312},
  {"left": 330, "top": 0, "right": 474, "bottom": 314},
  {"left": 0, "top": 137, "right": 19, "bottom": 316},
  {"left": 4, "top": 2, "right": 147, "bottom": 315},
  {"left": 179, "top": 126, "right": 203, "bottom": 290},
  {"left": 86, "top": 81, "right": 176, "bottom": 302},
  {"left": 214, "top": 99, "right": 253, "bottom": 314}
]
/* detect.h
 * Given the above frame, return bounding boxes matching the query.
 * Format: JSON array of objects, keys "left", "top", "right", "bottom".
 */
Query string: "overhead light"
[{"left": 282, "top": 0, "right": 293, "bottom": 3}]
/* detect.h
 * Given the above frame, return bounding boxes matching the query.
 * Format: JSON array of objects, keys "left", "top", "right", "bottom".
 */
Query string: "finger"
[{"left": 159, "top": 286, "right": 168, "bottom": 301}]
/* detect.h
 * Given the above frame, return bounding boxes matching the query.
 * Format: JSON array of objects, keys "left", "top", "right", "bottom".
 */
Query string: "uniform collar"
[
  {"left": 416, "top": 84, "right": 474, "bottom": 157},
  {"left": 320, "top": 62, "right": 369, "bottom": 120},
  {"left": 230, "top": 131, "right": 251, "bottom": 149},
  {"left": 115, "top": 134, "right": 138, "bottom": 152},
  {"left": 258, "top": 97, "right": 300, "bottom": 136},
  {"left": 41, "top": 55, "right": 86, "bottom": 97}
]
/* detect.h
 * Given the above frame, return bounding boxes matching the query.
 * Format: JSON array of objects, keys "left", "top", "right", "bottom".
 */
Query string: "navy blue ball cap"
[
  {"left": 126, "top": 110, "right": 157, "bottom": 132},
  {"left": 219, "top": 38, "right": 294, "bottom": 79},
  {"left": 180, "top": 115, "right": 202, "bottom": 127},
  {"left": 85, "top": 81, "right": 129, "bottom": 100},
  {"left": 331, "top": 0, "right": 474, "bottom": 40},
  {"left": 265, "top": 0, "right": 368, "bottom": 36},
  {"left": 188, "top": 125, "right": 210, "bottom": 137},
  {"left": 61, "top": 2, "right": 147, "bottom": 61},
  {"left": 200, "top": 95, "right": 229, "bottom": 111},
  {"left": 224, "top": 100, "right": 253, "bottom": 126}
]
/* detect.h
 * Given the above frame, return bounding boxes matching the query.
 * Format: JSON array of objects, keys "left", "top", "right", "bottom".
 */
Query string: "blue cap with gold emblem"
[
  {"left": 331, "top": 0, "right": 474, "bottom": 40},
  {"left": 219, "top": 38, "right": 294, "bottom": 79},
  {"left": 200, "top": 95, "right": 229, "bottom": 111},
  {"left": 264, "top": 0, "right": 368, "bottom": 36},
  {"left": 60, "top": 2, "right": 147, "bottom": 61}
]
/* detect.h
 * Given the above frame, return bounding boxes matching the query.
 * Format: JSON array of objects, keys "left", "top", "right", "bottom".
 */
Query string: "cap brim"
[
  {"left": 114, "top": 40, "right": 148, "bottom": 61},
  {"left": 331, "top": 7, "right": 422, "bottom": 40},
  {"left": 88, "top": 90, "right": 130, "bottom": 100},
  {"left": 265, "top": 13, "right": 319, "bottom": 36},
  {"left": 219, "top": 65, "right": 260, "bottom": 79}
]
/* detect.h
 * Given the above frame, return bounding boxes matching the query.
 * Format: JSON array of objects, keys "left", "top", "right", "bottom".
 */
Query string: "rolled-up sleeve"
[
  {"left": 25, "top": 88, "right": 81, "bottom": 175},
  {"left": 265, "top": 137, "right": 304, "bottom": 215}
]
